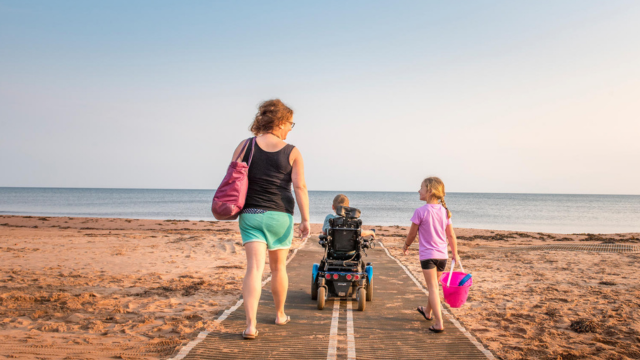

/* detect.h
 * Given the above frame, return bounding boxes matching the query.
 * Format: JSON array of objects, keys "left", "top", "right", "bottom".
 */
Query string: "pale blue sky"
[{"left": 1, "top": 1, "right": 639, "bottom": 194}]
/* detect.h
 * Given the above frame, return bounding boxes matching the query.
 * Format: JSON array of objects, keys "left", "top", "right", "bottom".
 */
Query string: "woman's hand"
[
  {"left": 298, "top": 221, "right": 310, "bottom": 241},
  {"left": 402, "top": 243, "right": 409, "bottom": 255}
]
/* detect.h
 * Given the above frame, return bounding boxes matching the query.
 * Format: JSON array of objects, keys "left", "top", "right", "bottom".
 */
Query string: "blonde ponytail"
[
  {"left": 440, "top": 198, "right": 451, "bottom": 219},
  {"left": 422, "top": 176, "right": 451, "bottom": 219}
]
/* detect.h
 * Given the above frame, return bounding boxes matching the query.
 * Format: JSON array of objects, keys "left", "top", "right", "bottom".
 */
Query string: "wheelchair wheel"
[
  {"left": 366, "top": 278, "right": 373, "bottom": 301},
  {"left": 317, "top": 287, "right": 326, "bottom": 310},
  {"left": 311, "top": 274, "right": 318, "bottom": 300},
  {"left": 357, "top": 287, "right": 366, "bottom": 311}
]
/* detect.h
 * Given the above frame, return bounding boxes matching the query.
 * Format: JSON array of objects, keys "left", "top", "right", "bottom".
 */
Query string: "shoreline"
[
  {"left": 2, "top": 213, "right": 638, "bottom": 236},
  {"left": 3, "top": 188, "right": 640, "bottom": 234},
  {"left": 1, "top": 215, "right": 639, "bottom": 359}
]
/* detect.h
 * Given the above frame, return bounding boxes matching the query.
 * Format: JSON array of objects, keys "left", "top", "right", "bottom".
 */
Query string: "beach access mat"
[{"left": 176, "top": 239, "right": 494, "bottom": 360}]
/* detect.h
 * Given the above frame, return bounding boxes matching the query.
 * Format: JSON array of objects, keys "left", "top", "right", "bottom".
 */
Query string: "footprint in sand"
[
  {"left": 213, "top": 240, "right": 238, "bottom": 254},
  {"left": 223, "top": 240, "right": 237, "bottom": 254}
]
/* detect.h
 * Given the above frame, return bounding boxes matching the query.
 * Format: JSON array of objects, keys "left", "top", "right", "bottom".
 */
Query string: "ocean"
[{"left": 0, "top": 187, "right": 639, "bottom": 234}]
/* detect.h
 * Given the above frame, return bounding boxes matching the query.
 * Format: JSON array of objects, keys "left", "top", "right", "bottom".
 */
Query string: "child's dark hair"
[{"left": 332, "top": 194, "right": 349, "bottom": 208}]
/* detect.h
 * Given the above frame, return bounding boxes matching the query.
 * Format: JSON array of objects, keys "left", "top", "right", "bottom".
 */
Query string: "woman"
[{"left": 231, "top": 99, "right": 310, "bottom": 339}]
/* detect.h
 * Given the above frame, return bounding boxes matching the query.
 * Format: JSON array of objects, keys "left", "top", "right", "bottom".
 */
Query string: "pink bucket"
[{"left": 439, "top": 272, "right": 472, "bottom": 308}]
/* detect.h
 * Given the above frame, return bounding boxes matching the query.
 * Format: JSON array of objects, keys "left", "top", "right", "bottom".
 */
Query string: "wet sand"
[{"left": 1, "top": 215, "right": 639, "bottom": 359}]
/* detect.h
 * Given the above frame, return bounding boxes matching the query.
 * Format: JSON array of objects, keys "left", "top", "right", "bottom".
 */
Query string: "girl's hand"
[
  {"left": 298, "top": 221, "right": 310, "bottom": 241},
  {"left": 402, "top": 243, "right": 409, "bottom": 255},
  {"left": 453, "top": 253, "right": 461, "bottom": 265}
]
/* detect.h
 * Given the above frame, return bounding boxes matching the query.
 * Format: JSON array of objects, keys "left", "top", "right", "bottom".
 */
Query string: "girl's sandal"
[
  {"left": 416, "top": 306, "right": 433, "bottom": 321},
  {"left": 428, "top": 325, "right": 444, "bottom": 333}
]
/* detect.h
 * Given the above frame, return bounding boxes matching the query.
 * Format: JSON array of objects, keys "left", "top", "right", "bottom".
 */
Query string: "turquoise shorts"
[{"left": 239, "top": 211, "right": 294, "bottom": 250}]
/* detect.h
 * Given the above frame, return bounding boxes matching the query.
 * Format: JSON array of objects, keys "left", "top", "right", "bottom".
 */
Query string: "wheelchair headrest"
[{"left": 335, "top": 206, "right": 361, "bottom": 219}]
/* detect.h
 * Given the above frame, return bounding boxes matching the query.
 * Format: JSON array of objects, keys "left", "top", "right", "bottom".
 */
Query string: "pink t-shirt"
[{"left": 410, "top": 204, "right": 452, "bottom": 260}]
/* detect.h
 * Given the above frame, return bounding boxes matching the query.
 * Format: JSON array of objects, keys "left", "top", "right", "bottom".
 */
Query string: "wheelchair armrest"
[
  {"left": 318, "top": 234, "right": 328, "bottom": 248},
  {"left": 361, "top": 237, "right": 376, "bottom": 249}
]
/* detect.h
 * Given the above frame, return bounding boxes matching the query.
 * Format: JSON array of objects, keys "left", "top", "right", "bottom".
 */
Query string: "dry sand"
[{"left": 1, "top": 215, "right": 639, "bottom": 359}]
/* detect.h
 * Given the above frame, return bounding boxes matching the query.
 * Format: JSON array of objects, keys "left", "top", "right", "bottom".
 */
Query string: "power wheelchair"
[{"left": 311, "top": 206, "right": 375, "bottom": 311}]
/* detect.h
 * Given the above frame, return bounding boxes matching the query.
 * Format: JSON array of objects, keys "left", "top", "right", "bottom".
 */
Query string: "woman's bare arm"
[
  {"left": 231, "top": 139, "right": 250, "bottom": 162},
  {"left": 291, "top": 147, "right": 310, "bottom": 240}
]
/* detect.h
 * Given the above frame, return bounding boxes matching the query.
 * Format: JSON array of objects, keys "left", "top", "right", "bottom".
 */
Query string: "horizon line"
[{"left": 1, "top": 186, "right": 638, "bottom": 197}]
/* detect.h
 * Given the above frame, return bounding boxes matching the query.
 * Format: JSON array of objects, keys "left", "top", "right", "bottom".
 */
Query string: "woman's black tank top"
[{"left": 242, "top": 138, "right": 296, "bottom": 215}]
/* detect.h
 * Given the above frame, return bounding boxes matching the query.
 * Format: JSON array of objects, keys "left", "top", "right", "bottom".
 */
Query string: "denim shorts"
[{"left": 238, "top": 211, "right": 293, "bottom": 250}]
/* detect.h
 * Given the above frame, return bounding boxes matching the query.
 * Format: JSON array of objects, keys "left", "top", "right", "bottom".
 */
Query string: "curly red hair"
[{"left": 250, "top": 99, "right": 293, "bottom": 135}]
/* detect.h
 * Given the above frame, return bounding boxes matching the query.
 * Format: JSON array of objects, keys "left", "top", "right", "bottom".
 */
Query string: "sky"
[{"left": 1, "top": 0, "right": 639, "bottom": 194}]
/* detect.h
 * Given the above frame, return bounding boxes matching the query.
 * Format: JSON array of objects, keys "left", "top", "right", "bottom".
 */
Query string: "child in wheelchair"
[
  {"left": 322, "top": 194, "right": 376, "bottom": 238},
  {"left": 312, "top": 194, "right": 375, "bottom": 311}
]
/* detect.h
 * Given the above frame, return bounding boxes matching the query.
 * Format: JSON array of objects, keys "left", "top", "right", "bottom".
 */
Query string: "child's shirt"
[
  {"left": 410, "top": 204, "right": 452, "bottom": 260},
  {"left": 322, "top": 213, "right": 340, "bottom": 234}
]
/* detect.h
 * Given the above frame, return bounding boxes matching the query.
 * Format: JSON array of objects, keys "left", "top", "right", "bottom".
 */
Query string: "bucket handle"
[{"left": 446, "top": 259, "right": 465, "bottom": 287}]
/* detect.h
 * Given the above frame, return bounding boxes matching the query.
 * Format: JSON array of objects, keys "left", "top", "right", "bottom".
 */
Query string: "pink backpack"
[{"left": 211, "top": 137, "right": 255, "bottom": 220}]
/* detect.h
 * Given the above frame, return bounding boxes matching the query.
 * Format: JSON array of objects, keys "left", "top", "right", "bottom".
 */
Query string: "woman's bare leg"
[
  {"left": 423, "top": 268, "right": 444, "bottom": 330},
  {"left": 269, "top": 248, "right": 290, "bottom": 324},
  {"left": 243, "top": 242, "right": 267, "bottom": 335}
]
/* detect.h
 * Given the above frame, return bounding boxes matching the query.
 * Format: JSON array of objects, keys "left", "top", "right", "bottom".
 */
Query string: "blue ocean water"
[{"left": 1, "top": 187, "right": 639, "bottom": 234}]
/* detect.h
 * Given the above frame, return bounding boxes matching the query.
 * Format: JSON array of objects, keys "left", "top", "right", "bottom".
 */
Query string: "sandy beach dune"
[{"left": 1, "top": 215, "right": 639, "bottom": 359}]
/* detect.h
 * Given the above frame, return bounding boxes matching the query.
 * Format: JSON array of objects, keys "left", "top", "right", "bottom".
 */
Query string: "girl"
[{"left": 403, "top": 177, "right": 460, "bottom": 333}]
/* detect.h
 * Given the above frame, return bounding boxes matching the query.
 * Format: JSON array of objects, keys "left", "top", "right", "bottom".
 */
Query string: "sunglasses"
[{"left": 290, "top": 122, "right": 296, "bottom": 129}]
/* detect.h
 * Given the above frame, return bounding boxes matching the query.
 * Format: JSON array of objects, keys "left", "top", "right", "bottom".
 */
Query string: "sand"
[
  {"left": 1, "top": 215, "right": 639, "bottom": 359},
  {"left": 381, "top": 226, "right": 640, "bottom": 360}
]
